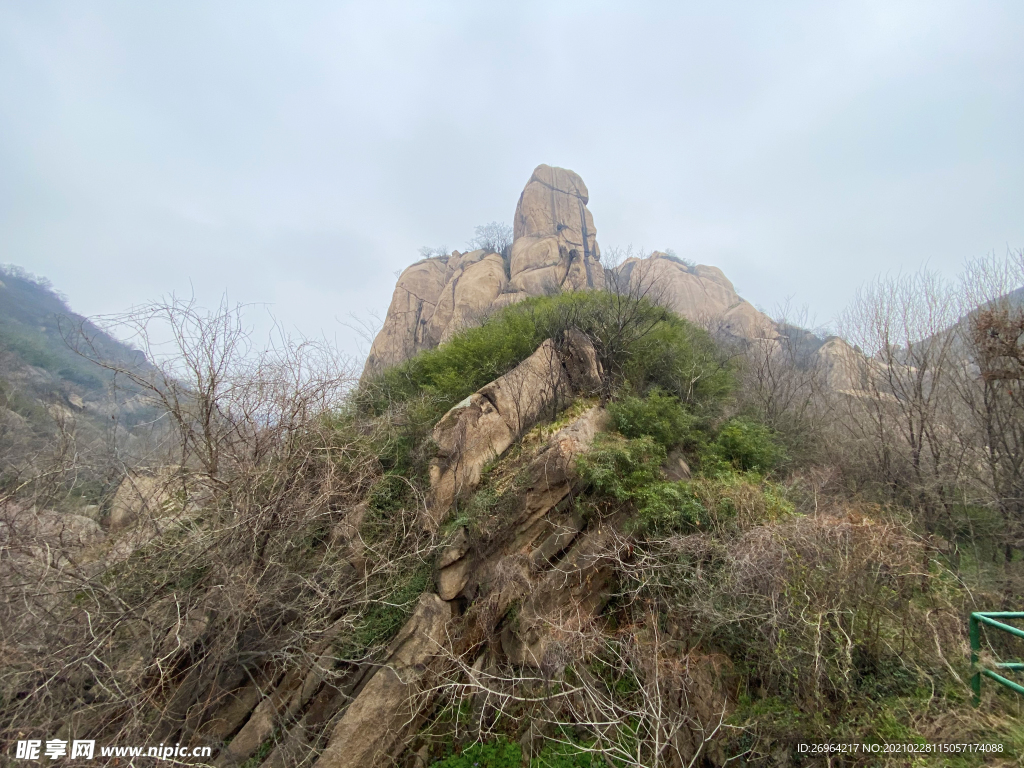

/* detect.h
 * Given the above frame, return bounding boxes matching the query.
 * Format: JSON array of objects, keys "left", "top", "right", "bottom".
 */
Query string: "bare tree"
[
  {"left": 467, "top": 222, "right": 513, "bottom": 259},
  {"left": 418, "top": 245, "right": 449, "bottom": 259},
  {"left": 838, "top": 269, "right": 966, "bottom": 532},
  {"left": 742, "top": 305, "right": 829, "bottom": 432},
  {"left": 952, "top": 249, "right": 1024, "bottom": 561},
  {"left": 1, "top": 296, "right": 442, "bottom": 763}
]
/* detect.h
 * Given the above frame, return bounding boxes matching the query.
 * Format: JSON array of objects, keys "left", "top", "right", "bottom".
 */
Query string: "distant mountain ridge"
[{"left": 0, "top": 265, "right": 153, "bottom": 477}]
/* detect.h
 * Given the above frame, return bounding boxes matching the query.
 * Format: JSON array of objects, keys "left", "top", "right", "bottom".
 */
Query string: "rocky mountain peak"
[
  {"left": 363, "top": 165, "right": 773, "bottom": 376},
  {"left": 509, "top": 164, "right": 605, "bottom": 295}
]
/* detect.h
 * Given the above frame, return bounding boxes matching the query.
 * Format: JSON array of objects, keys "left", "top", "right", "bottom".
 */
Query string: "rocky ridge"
[{"left": 364, "top": 165, "right": 774, "bottom": 375}]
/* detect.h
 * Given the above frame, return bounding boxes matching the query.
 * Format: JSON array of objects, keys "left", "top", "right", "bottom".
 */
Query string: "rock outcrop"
[
  {"left": 363, "top": 164, "right": 609, "bottom": 375},
  {"left": 615, "top": 251, "right": 772, "bottom": 339},
  {"left": 427, "top": 335, "right": 601, "bottom": 528},
  {"left": 28, "top": 339, "right": 731, "bottom": 767},
  {"left": 313, "top": 594, "right": 452, "bottom": 768},
  {"left": 364, "top": 250, "right": 517, "bottom": 374},
  {"left": 363, "top": 166, "right": 776, "bottom": 376},
  {"left": 435, "top": 405, "right": 611, "bottom": 658},
  {"left": 310, "top": 403, "right": 613, "bottom": 765},
  {"left": 816, "top": 336, "right": 870, "bottom": 393},
  {"left": 509, "top": 165, "right": 605, "bottom": 295},
  {"left": 108, "top": 470, "right": 178, "bottom": 531},
  {"left": 0, "top": 507, "right": 106, "bottom": 567}
]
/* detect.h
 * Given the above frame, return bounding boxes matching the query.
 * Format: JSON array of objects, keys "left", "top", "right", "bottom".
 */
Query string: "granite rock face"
[
  {"left": 363, "top": 166, "right": 774, "bottom": 376},
  {"left": 363, "top": 165, "right": 609, "bottom": 375},
  {"left": 312, "top": 594, "right": 452, "bottom": 768},
  {"left": 363, "top": 250, "right": 512, "bottom": 374},
  {"left": 614, "top": 251, "right": 772, "bottom": 339},
  {"left": 509, "top": 164, "right": 605, "bottom": 295},
  {"left": 426, "top": 334, "right": 602, "bottom": 528}
]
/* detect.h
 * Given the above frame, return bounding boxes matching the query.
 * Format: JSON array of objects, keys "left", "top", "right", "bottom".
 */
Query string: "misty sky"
[{"left": 2, "top": 1, "right": 1022, "bottom": 359}]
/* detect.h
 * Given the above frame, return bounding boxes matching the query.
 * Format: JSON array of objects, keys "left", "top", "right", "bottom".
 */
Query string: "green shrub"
[
  {"left": 358, "top": 292, "right": 733, "bottom": 425},
  {"left": 358, "top": 298, "right": 550, "bottom": 419},
  {"left": 709, "top": 417, "right": 786, "bottom": 473},
  {"left": 576, "top": 434, "right": 704, "bottom": 533},
  {"left": 576, "top": 434, "right": 666, "bottom": 503},
  {"left": 618, "top": 318, "right": 732, "bottom": 408},
  {"left": 607, "top": 389, "right": 694, "bottom": 449},
  {"left": 430, "top": 737, "right": 521, "bottom": 768},
  {"left": 367, "top": 472, "right": 410, "bottom": 513},
  {"left": 577, "top": 430, "right": 794, "bottom": 536},
  {"left": 694, "top": 472, "right": 794, "bottom": 530}
]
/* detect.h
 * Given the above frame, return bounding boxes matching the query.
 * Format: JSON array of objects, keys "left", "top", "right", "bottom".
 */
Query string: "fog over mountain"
[{"left": 1, "top": 2, "right": 1022, "bottom": 358}]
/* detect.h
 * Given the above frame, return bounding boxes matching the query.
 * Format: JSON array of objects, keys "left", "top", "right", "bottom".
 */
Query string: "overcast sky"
[{"left": 2, "top": 1, "right": 1022, "bottom": 358}]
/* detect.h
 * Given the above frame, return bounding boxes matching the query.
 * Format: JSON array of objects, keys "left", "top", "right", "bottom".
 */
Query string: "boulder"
[
  {"left": 427, "top": 340, "right": 569, "bottom": 527},
  {"left": 108, "top": 469, "right": 180, "bottom": 531},
  {"left": 0, "top": 508, "right": 106, "bottom": 562},
  {"left": 313, "top": 594, "right": 452, "bottom": 768},
  {"left": 509, "top": 165, "right": 604, "bottom": 294},
  {"left": 616, "top": 252, "right": 774, "bottom": 340},
  {"left": 510, "top": 405, "right": 608, "bottom": 550},
  {"left": 433, "top": 253, "right": 509, "bottom": 344},
  {"left": 363, "top": 258, "right": 450, "bottom": 375},
  {"left": 437, "top": 555, "right": 474, "bottom": 601},
  {"left": 437, "top": 527, "right": 470, "bottom": 569},
  {"left": 560, "top": 329, "right": 603, "bottom": 394},
  {"left": 663, "top": 450, "right": 692, "bottom": 481},
  {"left": 816, "top": 336, "right": 870, "bottom": 392}
]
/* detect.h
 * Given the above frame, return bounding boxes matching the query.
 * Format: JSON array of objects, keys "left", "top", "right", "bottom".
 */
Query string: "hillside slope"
[{"left": 0, "top": 265, "right": 153, "bottom": 484}]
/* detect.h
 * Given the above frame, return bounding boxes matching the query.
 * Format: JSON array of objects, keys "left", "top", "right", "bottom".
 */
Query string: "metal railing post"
[
  {"left": 970, "top": 612, "right": 980, "bottom": 706},
  {"left": 970, "top": 611, "right": 1023, "bottom": 705}
]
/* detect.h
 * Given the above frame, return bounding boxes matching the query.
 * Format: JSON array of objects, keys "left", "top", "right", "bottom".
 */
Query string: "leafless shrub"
[
  {"left": 426, "top": 615, "right": 733, "bottom": 768},
  {"left": 418, "top": 245, "right": 449, "bottom": 259},
  {"left": 837, "top": 270, "right": 968, "bottom": 533},
  {"left": 739, "top": 304, "right": 834, "bottom": 461},
  {"left": 0, "top": 296, "right": 438, "bottom": 759},
  {"left": 467, "top": 222, "right": 513, "bottom": 259},
  {"left": 950, "top": 249, "right": 1024, "bottom": 559}
]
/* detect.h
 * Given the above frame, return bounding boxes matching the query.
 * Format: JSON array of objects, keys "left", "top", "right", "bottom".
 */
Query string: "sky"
[{"left": 1, "top": 1, "right": 1022, "bottom": 359}]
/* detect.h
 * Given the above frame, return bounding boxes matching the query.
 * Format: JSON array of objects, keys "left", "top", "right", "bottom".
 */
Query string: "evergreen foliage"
[
  {"left": 606, "top": 388, "right": 694, "bottom": 449},
  {"left": 708, "top": 416, "right": 787, "bottom": 473},
  {"left": 359, "top": 290, "right": 732, "bottom": 426}
]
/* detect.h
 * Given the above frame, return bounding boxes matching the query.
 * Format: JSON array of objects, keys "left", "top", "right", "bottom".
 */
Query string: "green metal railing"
[{"left": 970, "top": 612, "right": 1024, "bottom": 705}]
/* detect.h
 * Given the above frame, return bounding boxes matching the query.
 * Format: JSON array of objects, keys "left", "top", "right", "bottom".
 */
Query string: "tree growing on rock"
[{"left": 468, "top": 221, "right": 513, "bottom": 259}]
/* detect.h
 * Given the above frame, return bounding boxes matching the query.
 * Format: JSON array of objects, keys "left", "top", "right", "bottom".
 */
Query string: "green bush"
[
  {"left": 358, "top": 292, "right": 733, "bottom": 425},
  {"left": 607, "top": 389, "right": 694, "bottom": 449},
  {"left": 577, "top": 431, "right": 794, "bottom": 535},
  {"left": 358, "top": 298, "right": 550, "bottom": 419},
  {"left": 576, "top": 434, "right": 666, "bottom": 503},
  {"left": 709, "top": 417, "right": 786, "bottom": 473},
  {"left": 367, "top": 472, "right": 410, "bottom": 513},
  {"left": 576, "top": 434, "right": 705, "bottom": 533},
  {"left": 618, "top": 318, "right": 732, "bottom": 409},
  {"left": 430, "top": 738, "right": 521, "bottom": 768},
  {"left": 428, "top": 736, "right": 599, "bottom": 768}
]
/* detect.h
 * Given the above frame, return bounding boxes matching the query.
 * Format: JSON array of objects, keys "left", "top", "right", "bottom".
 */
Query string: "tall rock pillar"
[{"left": 509, "top": 164, "right": 605, "bottom": 294}]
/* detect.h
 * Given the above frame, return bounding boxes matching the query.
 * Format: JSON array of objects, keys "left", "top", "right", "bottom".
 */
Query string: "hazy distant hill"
[{"left": 0, "top": 265, "right": 154, "bottom": 478}]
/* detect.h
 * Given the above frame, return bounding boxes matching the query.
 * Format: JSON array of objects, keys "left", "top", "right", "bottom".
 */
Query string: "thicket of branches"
[
  {"left": 0, "top": 296, "right": 438, "bottom": 760},
  {"left": 1, "top": 248, "right": 1022, "bottom": 766}
]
